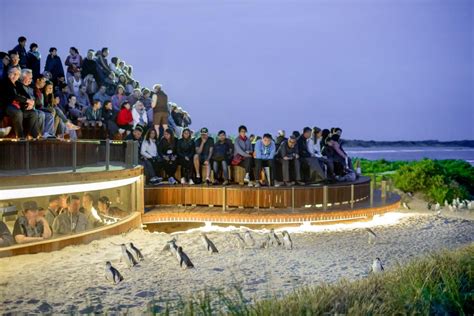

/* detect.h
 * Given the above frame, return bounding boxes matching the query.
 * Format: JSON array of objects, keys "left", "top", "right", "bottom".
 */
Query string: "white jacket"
[
  {"left": 141, "top": 140, "right": 157, "bottom": 159},
  {"left": 306, "top": 137, "right": 322, "bottom": 158},
  {"left": 132, "top": 107, "right": 148, "bottom": 128}
]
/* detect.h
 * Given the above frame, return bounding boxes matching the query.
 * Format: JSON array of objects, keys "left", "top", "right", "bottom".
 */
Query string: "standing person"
[
  {"left": 81, "top": 49, "right": 99, "bottom": 83},
  {"left": 0, "top": 52, "right": 10, "bottom": 80},
  {"left": 26, "top": 43, "right": 41, "bottom": 79},
  {"left": 157, "top": 128, "right": 178, "bottom": 184},
  {"left": 44, "top": 47, "right": 65, "bottom": 85},
  {"left": 64, "top": 47, "right": 83, "bottom": 79},
  {"left": 13, "top": 201, "right": 52, "bottom": 244},
  {"left": 297, "top": 127, "right": 327, "bottom": 182},
  {"left": 12, "top": 36, "right": 27, "bottom": 68},
  {"left": 140, "top": 128, "right": 162, "bottom": 184},
  {"left": 254, "top": 133, "right": 276, "bottom": 187},
  {"left": 212, "top": 130, "right": 232, "bottom": 185},
  {"left": 0, "top": 67, "right": 39, "bottom": 139},
  {"left": 194, "top": 127, "right": 214, "bottom": 185},
  {"left": 177, "top": 128, "right": 196, "bottom": 184},
  {"left": 101, "top": 100, "right": 119, "bottom": 138},
  {"left": 116, "top": 101, "right": 133, "bottom": 134},
  {"left": 151, "top": 84, "right": 168, "bottom": 139},
  {"left": 232, "top": 125, "right": 254, "bottom": 186},
  {"left": 276, "top": 135, "right": 304, "bottom": 186},
  {"left": 52, "top": 195, "right": 88, "bottom": 236}
]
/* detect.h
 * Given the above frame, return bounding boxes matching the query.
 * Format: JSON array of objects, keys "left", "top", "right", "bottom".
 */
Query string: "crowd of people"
[
  {"left": 130, "top": 123, "right": 356, "bottom": 187},
  {"left": 0, "top": 36, "right": 191, "bottom": 139},
  {"left": 0, "top": 194, "right": 127, "bottom": 247}
]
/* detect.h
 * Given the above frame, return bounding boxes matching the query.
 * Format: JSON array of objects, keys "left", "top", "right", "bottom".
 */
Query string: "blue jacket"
[{"left": 255, "top": 139, "right": 276, "bottom": 160}]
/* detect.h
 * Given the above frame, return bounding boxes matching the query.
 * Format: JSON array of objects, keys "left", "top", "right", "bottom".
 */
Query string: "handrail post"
[
  {"left": 222, "top": 187, "right": 226, "bottom": 212},
  {"left": 72, "top": 140, "right": 77, "bottom": 172},
  {"left": 25, "top": 141, "right": 30, "bottom": 175},
  {"left": 323, "top": 185, "right": 328, "bottom": 211},
  {"left": 291, "top": 186, "right": 295, "bottom": 212},
  {"left": 370, "top": 180, "right": 374, "bottom": 206},
  {"left": 350, "top": 184, "right": 354, "bottom": 209},
  {"left": 105, "top": 139, "right": 110, "bottom": 171}
]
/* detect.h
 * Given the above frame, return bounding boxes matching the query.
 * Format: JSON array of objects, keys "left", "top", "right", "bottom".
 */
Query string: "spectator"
[
  {"left": 45, "top": 195, "right": 61, "bottom": 228},
  {"left": 13, "top": 201, "right": 52, "bottom": 244},
  {"left": 307, "top": 127, "right": 323, "bottom": 158},
  {"left": 232, "top": 125, "right": 254, "bottom": 186},
  {"left": 254, "top": 133, "right": 276, "bottom": 187},
  {"left": 44, "top": 47, "right": 65, "bottom": 85},
  {"left": 76, "top": 84, "right": 91, "bottom": 109},
  {"left": 111, "top": 85, "right": 127, "bottom": 111},
  {"left": 84, "top": 100, "right": 102, "bottom": 126},
  {"left": 297, "top": 127, "right": 326, "bottom": 182},
  {"left": 140, "top": 128, "right": 161, "bottom": 182},
  {"left": 158, "top": 128, "right": 178, "bottom": 184},
  {"left": 127, "top": 124, "right": 161, "bottom": 184},
  {"left": 97, "top": 196, "right": 126, "bottom": 223},
  {"left": 12, "top": 36, "right": 27, "bottom": 68},
  {"left": 93, "top": 85, "right": 111, "bottom": 105},
  {"left": 276, "top": 135, "right": 304, "bottom": 186},
  {"left": 140, "top": 88, "right": 152, "bottom": 109},
  {"left": 194, "top": 127, "right": 214, "bottom": 185},
  {"left": 275, "top": 130, "right": 287, "bottom": 151},
  {"left": 0, "top": 67, "right": 39, "bottom": 138},
  {"left": 81, "top": 49, "right": 99, "bottom": 83},
  {"left": 102, "top": 100, "right": 119, "bottom": 138},
  {"left": 3, "top": 50, "right": 20, "bottom": 81},
  {"left": 68, "top": 70, "right": 82, "bottom": 96},
  {"left": 177, "top": 127, "right": 196, "bottom": 185},
  {"left": 66, "top": 95, "right": 85, "bottom": 125},
  {"left": 0, "top": 52, "right": 10, "bottom": 79},
  {"left": 26, "top": 43, "right": 41, "bottom": 79},
  {"left": 128, "top": 88, "right": 141, "bottom": 106},
  {"left": 0, "top": 220, "right": 14, "bottom": 247},
  {"left": 181, "top": 110, "right": 192, "bottom": 127},
  {"left": 56, "top": 83, "right": 69, "bottom": 112},
  {"left": 46, "top": 89, "right": 79, "bottom": 137},
  {"left": 96, "top": 47, "right": 111, "bottom": 82},
  {"left": 151, "top": 84, "right": 168, "bottom": 139},
  {"left": 82, "top": 193, "right": 103, "bottom": 229},
  {"left": 83, "top": 73, "right": 98, "bottom": 96},
  {"left": 116, "top": 101, "right": 133, "bottom": 133},
  {"left": 65, "top": 47, "right": 83, "bottom": 78},
  {"left": 132, "top": 101, "right": 148, "bottom": 128},
  {"left": 34, "top": 77, "right": 56, "bottom": 138},
  {"left": 52, "top": 195, "right": 88, "bottom": 235},
  {"left": 212, "top": 130, "right": 232, "bottom": 185},
  {"left": 326, "top": 132, "right": 352, "bottom": 175}
]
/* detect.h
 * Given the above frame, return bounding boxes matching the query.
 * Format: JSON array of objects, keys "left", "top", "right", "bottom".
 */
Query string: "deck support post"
[
  {"left": 72, "top": 141, "right": 77, "bottom": 172},
  {"left": 350, "top": 184, "right": 354, "bottom": 209},
  {"left": 323, "top": 185, "right": 328, "bottom": 211}
]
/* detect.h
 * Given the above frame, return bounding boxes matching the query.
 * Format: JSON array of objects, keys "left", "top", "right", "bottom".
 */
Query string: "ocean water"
[{"left": 345, "top": 147, "right": 474, "bottom": 165}]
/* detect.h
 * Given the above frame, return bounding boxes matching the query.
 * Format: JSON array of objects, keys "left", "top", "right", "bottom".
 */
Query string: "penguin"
[
  {"left": 407, "top": 192, "right": 413, "bottom": 197},
  {"left": 105, "top": 261, "right": 124, "bottom": 284},
  {"left": 121, "top": 244, "right": 138, "bottom": 268},
  {"left": 468, "top": 201, "right": 474, "bottom": 210},
  {"left": 448, "top": 205, "right": 455, "bottom": 212},
  {"left": 244, "top": 231, "right": 256, "bottom": 247},
  {"left": 371, "top": 258, "right": 384, "bottom": 274},
  {"left": 365, "top": 228, "right": 377, "bottom": 245},
  {"left": 281, "top": 230, "right": 293, "bottom": 250},
  {"left": 268, "top": 229, "right": 282, "bottom": 246},
  {"left": 162, "top": 238, "right": 178, "bottom": 256},
  {"left": 260, "top": 235, "right": 271, "bottom": 249},
  {"left": 201, "top": 233, "right": 218, "bottom": 253},
  {"left": 176, "top": 246, "right": 194, "bottom": 269},
  {"left": 129, "top": 242, "right": 144, "bottom": 261},
  {"left": 232, "top": 233, "right": 246, "bottom": 248},
  {"left": 434, "top": 203, "right": 441, "bottom": 212},
  {"left": 427, "top": 202, "right": 432, "bottom": 210},
  {"left": 402, "top": 202, "right": 410, "bottom": 210}
]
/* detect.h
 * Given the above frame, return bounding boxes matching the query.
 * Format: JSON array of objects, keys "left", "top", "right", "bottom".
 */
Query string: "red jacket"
[{"left": 116, "top": 108, "right": 133, "bottom": 125}]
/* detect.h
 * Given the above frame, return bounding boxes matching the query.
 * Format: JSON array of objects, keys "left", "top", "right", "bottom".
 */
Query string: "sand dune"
[{"left": 0, "top": 211, "right": 473, "bottom": 314}]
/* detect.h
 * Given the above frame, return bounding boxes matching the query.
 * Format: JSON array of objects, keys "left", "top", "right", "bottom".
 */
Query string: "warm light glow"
[{"left": 0, "top": 176, "right": 140, "bottom": 200}]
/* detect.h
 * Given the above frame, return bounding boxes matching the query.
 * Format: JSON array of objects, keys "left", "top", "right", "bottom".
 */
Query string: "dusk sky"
[{"left": 1, "top": 0, "right": 472, "bottom": 141}]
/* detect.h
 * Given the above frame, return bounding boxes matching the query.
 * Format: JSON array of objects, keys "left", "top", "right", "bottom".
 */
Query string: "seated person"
[
  {"left": 97, "top": 196, "right": 127, "bottom": 223},
  {"left": 76, "top": 84, "right": 91, "bottom": 109},
  {"left": 82, "top": 193, "right": 103, "bottom": 229},
  {"left": 325, "top": 132, "right": 353, "bottom": 176},
  {"left": 0, "top": 220, "right": 14, "bottom": 247},
  {"left": 116, "top": 101, "right": 133, "bottom": 134},
  {"left": 212, "top": 130, "right": 233, "bottom": 185},
  {"left": 297, "top": 127, "right": 327, "bottom": 183},
  {"left": 101, "top": 100, "right": 119, "bottom": 138},
  {"left": 13, "top": 201, "right": 52, "bottom": 244},
  {"left": 84, "top": 100, "right": 103, "bottom": 126},
  {"left": 276, "top": 135, "right": 305, "bottom": 186},
  {"left": 0, "top": 67, "right": 39, "bottom": 139},
  {"left": 275, "top": 130, "right": 287, "bottom": 151},
  {"left": 52, "top": 195, "right": 88, "bottom": 235},
  {"left": 93, "top": 85, "right": 110, "bottom": 105},
  {"left": 66, "top": 95, "right": 85, "bottom": 125},
  {"left": 131, "top": 101, "right": 148, "bottom": 128},
  {"left": 232, "top": 125, "right": 254, "bottom": 186},
  {"left": 307, "top": 126, "right": 334, "bottom": 179},
  {"left": 177, "top": 127, "right": 196, "bottom": 184},
  {"left": 158, "top": 128, "right": 178, "bottom": 184},
  {"left": 254, "top": 133, "right": 276, "bottom": 187},
  {"left": 140, "top": 128, "right": 162, "bottom": 184},
  {"left": 45, "top": 195, "right": 61, "bottom": 228},
  {"left": 194, "top": 127, "right": 214, "bottom": 185}
]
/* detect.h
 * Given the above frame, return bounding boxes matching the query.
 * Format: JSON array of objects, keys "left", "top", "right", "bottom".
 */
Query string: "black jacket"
[
  {"left": 0, "top": 78, "right": 29, "bottom": 111},
  {"left": 297, "top": 135, "right": 311, "bottom": 158},
  {"left": 177, "top": 138, "right": 195, "bottom": 159}
]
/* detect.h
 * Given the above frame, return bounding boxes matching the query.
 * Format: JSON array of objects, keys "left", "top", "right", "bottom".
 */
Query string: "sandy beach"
[{"left": 0, "top": 202, "right": 473, "bottom": 314}]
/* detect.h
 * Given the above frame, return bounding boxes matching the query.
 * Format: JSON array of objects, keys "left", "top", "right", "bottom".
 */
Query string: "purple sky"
[{"left": 1, "top": 0, "right": 472, "bottom": 141}]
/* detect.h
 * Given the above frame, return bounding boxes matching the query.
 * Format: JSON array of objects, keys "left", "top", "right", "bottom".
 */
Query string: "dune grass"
[{"left": 155, "top": 244, "right": 474, "bottom": 315}]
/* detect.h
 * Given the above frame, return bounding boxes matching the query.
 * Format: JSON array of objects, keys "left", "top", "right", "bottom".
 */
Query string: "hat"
[
  {"left": 200, "top": 127, "right": 208, "bottom": 134},
  {"left": 134, "top": 125, "right": 144, "bottom": 133},
  {"left": 23, "top": 201, "right": 38, "bottom": 211}
]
